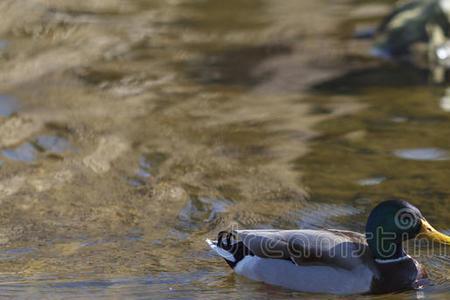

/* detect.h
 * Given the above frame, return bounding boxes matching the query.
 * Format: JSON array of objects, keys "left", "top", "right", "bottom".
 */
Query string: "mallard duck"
[
  {"left": 373, "top": 0, "right": 450, "bottom": 57},
  {"left": 206, "top": 200, "right": 450, "bottom": 295}
]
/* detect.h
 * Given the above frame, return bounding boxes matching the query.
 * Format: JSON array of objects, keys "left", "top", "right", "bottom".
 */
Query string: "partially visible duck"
[{"left": 373, "top": 0, "right": 450, "bottom": 58}]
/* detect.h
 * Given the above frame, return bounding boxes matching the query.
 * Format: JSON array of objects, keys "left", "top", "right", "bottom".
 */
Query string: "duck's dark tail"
[{"left": 206, "top": 231, "right": 252, "bottom": 268}]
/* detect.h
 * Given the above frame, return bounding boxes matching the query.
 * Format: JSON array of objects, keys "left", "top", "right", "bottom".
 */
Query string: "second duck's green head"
[{"left": 365, "top": 199, "right": 450, "bottom": 260}]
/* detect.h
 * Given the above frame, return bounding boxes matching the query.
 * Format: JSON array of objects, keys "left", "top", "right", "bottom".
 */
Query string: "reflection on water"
[
  {"left": 0, "top": 95, "right": 18, "bottom": 117},
  {"left": 35, "top": 135, "right": 72, "bottom": 154},
  {"left": 394, "top": 148, "right": 449, "bottom": 161},
  {"left": 0, "top": 0, "right": 449, "bottom": 299},
  {"left": 0, "top": 248, "right": 35, "bottom": 261},
  {"left": 357, "top": 176, "right": 386, "bottom": 186},
  {"left": 440, "top": 88, "right": 450, "bottom": 112},
  {"left": 2, "top": 143, "right": 38, "bottom": 163}
]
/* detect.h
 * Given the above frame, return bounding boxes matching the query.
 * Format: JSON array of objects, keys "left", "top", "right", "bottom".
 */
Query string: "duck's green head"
[{"left": 365, "top": 199, "right": 450, "bottom": 260}]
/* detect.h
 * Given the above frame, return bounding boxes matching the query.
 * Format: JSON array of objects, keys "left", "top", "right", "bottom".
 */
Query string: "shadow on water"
[
  {"left": 312, "top": 63, "right": 432, "bottom": 93},
  {"left": 186, "top": 44, "right": 292, "bottom": 87}
]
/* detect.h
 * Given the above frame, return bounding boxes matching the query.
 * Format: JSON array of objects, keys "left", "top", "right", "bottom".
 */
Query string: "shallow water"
[{"left": 0, "top": 0, "right": 449, "bottom": 299}]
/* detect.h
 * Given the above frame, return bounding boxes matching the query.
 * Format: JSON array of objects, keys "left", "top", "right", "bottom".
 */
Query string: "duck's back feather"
[{"left": 234, "top": 229, "right": 373, "bottom": 270}]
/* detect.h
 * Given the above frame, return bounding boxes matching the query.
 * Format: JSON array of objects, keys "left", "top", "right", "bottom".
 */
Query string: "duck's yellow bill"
[{"left": 419, "top": 218, "right": 450, "bottom": 245}]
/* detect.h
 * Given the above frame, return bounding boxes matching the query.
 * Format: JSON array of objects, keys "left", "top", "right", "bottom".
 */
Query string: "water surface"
[{"left": 0, "top": 0, "right": 449, "bottom": 299}]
